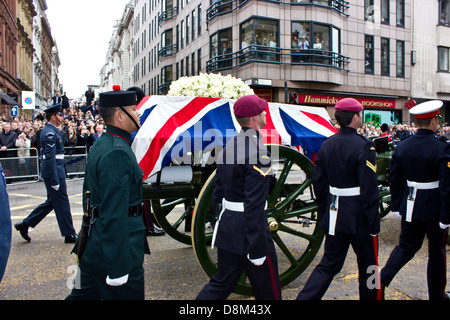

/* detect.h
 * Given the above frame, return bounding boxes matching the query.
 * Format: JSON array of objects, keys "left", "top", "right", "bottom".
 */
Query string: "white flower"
[{"left": 167, "top": 73, "right": 254, "bottom": 99}]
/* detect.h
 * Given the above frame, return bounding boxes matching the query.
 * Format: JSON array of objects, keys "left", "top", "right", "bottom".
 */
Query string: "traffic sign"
[
  {"left": 10, "top": 106, "right": 18, "bottom": 117},
  {"left": 22, "top": 91, "right": 35, "bottom": 110}
]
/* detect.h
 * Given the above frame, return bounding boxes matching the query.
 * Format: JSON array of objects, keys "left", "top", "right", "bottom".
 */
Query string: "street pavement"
[{"left": 0, "top": 179, "right": 449, "bottom": 301}]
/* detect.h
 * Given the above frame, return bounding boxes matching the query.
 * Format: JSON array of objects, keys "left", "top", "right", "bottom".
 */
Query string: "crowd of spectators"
[
  {"left": 0, "top": 98, "right": 105, "bottom": 161},
  {"left": 356, "top": 122, "right": 450, "bottom": 142}
]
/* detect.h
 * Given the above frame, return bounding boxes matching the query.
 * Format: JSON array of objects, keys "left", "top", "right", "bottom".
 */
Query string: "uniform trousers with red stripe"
[
  {"left": 196, "top": 248, "right": 281, "bottom": 300},
  {"left": 380, "top": 218, "right": 447, "bottom": 300},
  {"left": 297, "top": 232, "right": 380, "bottom": 300}
]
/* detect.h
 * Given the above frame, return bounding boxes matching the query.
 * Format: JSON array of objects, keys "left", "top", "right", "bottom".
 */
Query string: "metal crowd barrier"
[{"left": 0, "top": 146, "right": 88, "bottom": 184}]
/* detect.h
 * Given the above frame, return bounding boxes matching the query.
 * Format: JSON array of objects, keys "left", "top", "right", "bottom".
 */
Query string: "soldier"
[
  {"left": 66, "top": 86, "right": 150, "bottom": 300},
  {"left": 14, "top": 104, "right": 77, "bottom": 243},
  {"left": 0, "top": 162, "right": 11, "bottom": 283},
  {"left": 196, "top": 94, "right": 281, "bottom": 300},
  {"left": 297, "top": 98, "right": 381, "bottom": 300},
  {"left": 380, "top": 100, "right": 450, "bottom": 300}
]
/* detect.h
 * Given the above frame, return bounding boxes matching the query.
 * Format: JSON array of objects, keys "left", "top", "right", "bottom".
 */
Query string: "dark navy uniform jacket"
[
  {"left": 312, "top": 126, "right": 380, "bottom": 235},
  {"left": 389, "top": 129, "right": 450, "bottom": 223},
  {"left": 212, "top": 127, "right": 275, "bottom": 259},
  {"left": 40, "top": 123, "right": 66, "bottom": 186}
]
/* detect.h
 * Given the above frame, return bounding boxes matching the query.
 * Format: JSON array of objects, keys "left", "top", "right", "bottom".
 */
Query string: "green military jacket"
[{"left": 77, "top": 125, "right": 150, "bottom": 278}]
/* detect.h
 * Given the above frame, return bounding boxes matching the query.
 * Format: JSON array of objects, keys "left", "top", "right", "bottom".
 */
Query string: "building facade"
[
  {"left": 411, "top": 0, "right": 450, "bottom": 123},
  {"left": 0, "top": 0, "right": 20, "bottom": 116},
  {"left": 129, "top": 0, "right": 413, "bottom": 124},
  {"left": 100, "top": 0, "right": 134, "bottom": 92},
  {"left": 0, "top": 0, "right": 59, "bottom": 118},
  {"left": 16, "top": 0, "right": 35, "bottom": 93}
]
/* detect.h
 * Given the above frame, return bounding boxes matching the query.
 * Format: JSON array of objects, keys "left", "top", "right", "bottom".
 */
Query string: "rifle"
[{"left": 76, "top": 191, "right": 94, "bottom": 261}]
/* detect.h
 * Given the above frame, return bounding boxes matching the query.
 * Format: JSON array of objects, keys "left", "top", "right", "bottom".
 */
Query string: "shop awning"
[{"left": 0, "top": 94, "right": 18, "bottom": 105}]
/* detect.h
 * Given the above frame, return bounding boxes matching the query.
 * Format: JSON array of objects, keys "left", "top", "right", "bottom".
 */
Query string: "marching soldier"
[
  {"left": 297, "top": 98, "right": 381, "bottom": 300},
  {"left": 196, "top": 94, "right": 281, "bottom": 300},
  {"left": 66, "top": 86, "right": 150, "bottom": 300},
  {"left": 14, "top": 104, "right": 77, "bottom": 243},
  {"left": 380, "top": 100, "right": 450, "bottom": 300}
]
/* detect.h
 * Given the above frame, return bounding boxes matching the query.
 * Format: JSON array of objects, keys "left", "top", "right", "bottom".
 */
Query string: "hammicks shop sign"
[{"left": 298, "top": 94, "right": 395, "bottom": 109}]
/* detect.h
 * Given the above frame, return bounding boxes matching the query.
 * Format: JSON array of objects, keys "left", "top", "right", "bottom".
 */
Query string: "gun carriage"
[{"left": 133, "top": 95, "right": 394, "bottom": 296}]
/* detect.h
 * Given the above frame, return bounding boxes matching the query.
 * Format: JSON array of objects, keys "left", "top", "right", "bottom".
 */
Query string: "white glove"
[
  {"left": 247, "top": 254, "right": 266, "bottom": 266},
  {"left": 439, "top": 222, "right": 450, "bottom": 230},
  {"left": 392, "top": 211, "right": 401, "bottom": 218},
  {"left": 51, "top": 185, "right": 60, "bottom": 191},
  {"left": 106, "top": 274, "right": 129, "bottom": 286}
]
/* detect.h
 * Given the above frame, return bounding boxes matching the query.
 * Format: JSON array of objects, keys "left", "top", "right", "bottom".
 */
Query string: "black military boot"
[
  {"left": 14, "top": 222, "right": 31, "bottom": 242},
  {"left": 64, "top": 234, "right": 77, "bottom": 243}
]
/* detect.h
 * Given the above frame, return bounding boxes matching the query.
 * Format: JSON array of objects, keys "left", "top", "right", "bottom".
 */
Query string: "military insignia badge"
[
  {"left": 253, "top": 165, "right": 272, "bottom": 177},
  {"left": 366, "top": 160, "right": 376, "bottom": 173}
]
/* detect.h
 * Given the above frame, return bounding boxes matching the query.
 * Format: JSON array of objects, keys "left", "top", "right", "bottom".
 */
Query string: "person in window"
[
  {"left": 292, "top": 34, "right": 300, "bottom": 62},
  {"left": 299, "top": 36, "right": 310, "bottom": 62}
]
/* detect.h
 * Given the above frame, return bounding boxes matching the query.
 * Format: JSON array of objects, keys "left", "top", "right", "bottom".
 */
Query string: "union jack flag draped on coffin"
[{"left": 132, "top": 95, "right": 337, "bottom": 180}]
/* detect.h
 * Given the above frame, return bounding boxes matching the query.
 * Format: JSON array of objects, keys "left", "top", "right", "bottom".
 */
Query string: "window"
[
  {"left": 381, "top": 38, "right": 390, "bottom": 76},
  {"left": 181, "top": 20, "right": 184, "bottom": 49},
  {"left": 439, "top": 0, "right": 450, "bottom": 26},
  {"left": 365, "top": 35, "right": 374, "bottom": 74},
  {"left": 365, "top": 0, "right": 374, "bottom": 21},
  {"left": 240, "top": 18, "right": 279, "bottom": 62},
  {"left": 198, "top": 5, "right": 202, "bottom": 36},
  {"left": 180, "top": 59, "right": 184, "bottom": 77},
  {"left": 396, "top": 0, "right": 404, "bottom": 27},
  {"left": 198, "top": 48, "right": 202, "bottom": 73},
  {"left": 162, "top": 0, "right": 175, "bottom": 20},
  {"left": 186, "top": 15, "right": 190, "bottom": 45},
  {"left": 185, "top": 56, "right": 189, "bottom": 76},
  {"left": 210, "top": 28, "right": 232, "bottom": 68},
  {"left": 161, "top": 29, "right": 174, "bottom": 57},
  {"left": 291, "top": 21, "right": 340, "bottom": 65},
  {"left": 396, "top": 40, "right": 404, "bottom": 77},
  {"left": 210, "top": 33, "right": 218, "bottom": 58},
  {"left": 438, "top": 46, "right": 449, "bottom": 72},
  {"left": 381, "top": 0, "right": 389, "bottom": 24},
  {"left": 192, "top": 10, "right": 196, "bottom": 40},
  {"left": 312, "top": 23, "right": 330, "bottom": 51}
]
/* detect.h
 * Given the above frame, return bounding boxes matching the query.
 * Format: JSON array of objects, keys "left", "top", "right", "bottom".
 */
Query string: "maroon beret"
[
  {"left": 335, "top": 98, "right": 363, "bottom": 112},
  {"left": 233, "top": 94, "right": 268, "bottom": 117}
]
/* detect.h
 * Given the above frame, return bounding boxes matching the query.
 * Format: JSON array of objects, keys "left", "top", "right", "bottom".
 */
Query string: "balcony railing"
[
  {"left": 159, "top": 44, "right": 178, "bottom": 60},
  {"left": 159, "top": 7, "right": 178, "bottom": 25},
  {"left": 206, "top": 0, "right": 349, "bottom": 22},
  {"left": 206, "top": 45, "right": 350, "bottom": 72}
]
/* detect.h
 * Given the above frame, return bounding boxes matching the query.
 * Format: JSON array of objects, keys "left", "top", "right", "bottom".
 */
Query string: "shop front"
[{"left": 295, "top": 92, "right": 404, "bottom": 126}]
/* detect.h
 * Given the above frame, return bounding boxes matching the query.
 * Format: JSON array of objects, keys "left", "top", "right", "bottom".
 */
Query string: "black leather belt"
[
  {"left": 129, "top": 203, "right": 144, "bottom": 217},
  {"left": 92, "top": 203, "right": 144, "bottom": 218}
]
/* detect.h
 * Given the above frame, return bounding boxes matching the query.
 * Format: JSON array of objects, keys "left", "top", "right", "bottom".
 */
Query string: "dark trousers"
[
  {"left": 24, "top": 178, "right": 75, "bottom": 236},
  {"left": 66, "top": 261, "right": 145, "bottom": 300},
  {"left": 297, "top": 232, "right": 381, "bottom": 300},
  {"left": 380, "top": 218, "right": 447, "bottom": 300},
  {"left": 196, "top": 248, "right": 281, "bottom": 300}
]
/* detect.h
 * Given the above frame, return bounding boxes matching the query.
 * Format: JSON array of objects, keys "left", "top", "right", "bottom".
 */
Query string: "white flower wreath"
[{"left": 167, "top": 73, "right": 254, "bottom": 99}]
